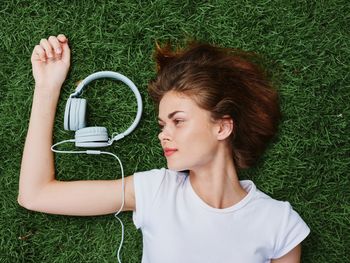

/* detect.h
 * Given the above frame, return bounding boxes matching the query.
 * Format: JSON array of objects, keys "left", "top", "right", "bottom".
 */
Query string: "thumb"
[{"left": 60, "top": 41, "right": 71, "bottom": 64}]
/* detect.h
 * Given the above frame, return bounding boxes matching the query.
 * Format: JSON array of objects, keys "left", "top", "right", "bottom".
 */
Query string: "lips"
[{"left": 164, "top": 148, "right": 177, "bottom": 157}]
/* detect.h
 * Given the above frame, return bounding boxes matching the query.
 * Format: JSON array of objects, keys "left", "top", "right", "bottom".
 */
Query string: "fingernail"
[{"left": 56, "top": 48, "right": 62, "bottom": 54}]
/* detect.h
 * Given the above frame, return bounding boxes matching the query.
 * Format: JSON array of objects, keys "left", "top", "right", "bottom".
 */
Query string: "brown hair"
[{"left": 148, "top": 41, "right": 282, "bottom": 170}]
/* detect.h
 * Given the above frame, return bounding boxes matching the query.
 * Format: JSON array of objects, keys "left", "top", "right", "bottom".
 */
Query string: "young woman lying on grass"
[{"left": 18, "top": 34, "right": 310, "bottom": 263}]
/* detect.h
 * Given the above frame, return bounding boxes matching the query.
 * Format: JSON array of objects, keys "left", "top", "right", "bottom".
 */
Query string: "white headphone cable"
[{"left": 51, "top": 140, "right": 125, "bottom": 263}]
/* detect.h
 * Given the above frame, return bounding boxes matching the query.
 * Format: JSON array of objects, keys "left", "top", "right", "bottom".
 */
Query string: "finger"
[
  {"left": 60, "top": 40, "right": 71, "bottom": 65},
  {"left": 57, "top": 34, "right": 68, "bottom": 43},
  {"left": 48, "top": 36, "right": 62, "bottom": 57},
  {"left": 40, "top": 38, "right": 54, "bottom": 59},
  {"left": 56, "top": 34, "right": 69, "bottom": 62},
  {"left": 32, "top": 45, "right": 47, "bottom": 62}
]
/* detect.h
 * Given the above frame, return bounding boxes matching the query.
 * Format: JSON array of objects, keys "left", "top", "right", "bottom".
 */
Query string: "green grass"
[{"left": 1, "top": 0, "right": 349, "bottom": 262}]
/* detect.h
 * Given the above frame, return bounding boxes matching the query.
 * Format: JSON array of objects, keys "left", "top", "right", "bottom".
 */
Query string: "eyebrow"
[{"left": 157, "top": 111, "right": 185, "bottom": 122}]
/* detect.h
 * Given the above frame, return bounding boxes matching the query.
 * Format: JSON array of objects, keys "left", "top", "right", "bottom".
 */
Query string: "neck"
[{"left": 189, "top": 146, "right": 247, "bottom": 209}]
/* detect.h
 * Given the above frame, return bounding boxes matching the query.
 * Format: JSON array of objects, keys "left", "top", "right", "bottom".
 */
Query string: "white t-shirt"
[{"left": 133, "top": 168, "right": 310, "bottom": 263}]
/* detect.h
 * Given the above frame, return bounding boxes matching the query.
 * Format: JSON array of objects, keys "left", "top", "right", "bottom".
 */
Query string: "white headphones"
[
  {"left": 63, "top": 71, "right": 143, "bottom": 147},
  {"left": 51, "top": 71, "right": 142, "bottom": 263}
]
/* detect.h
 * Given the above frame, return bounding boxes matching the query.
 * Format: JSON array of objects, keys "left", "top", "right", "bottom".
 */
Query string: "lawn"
[{"left": 0, "top": 0, "right": 349, "bottom": 262}]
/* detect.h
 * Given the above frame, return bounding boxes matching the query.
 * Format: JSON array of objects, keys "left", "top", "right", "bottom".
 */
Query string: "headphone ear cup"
[
  {"left": 75, "top": 126, "right": 109, "bottom": 148},
  {"left": 65, "top": 98, "right": 87, "bottom": 131}
]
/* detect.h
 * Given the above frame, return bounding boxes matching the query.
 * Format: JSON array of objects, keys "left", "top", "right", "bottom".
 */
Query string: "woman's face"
[{"left": 158, "top": 91, "right": 220, "bottom": 171}]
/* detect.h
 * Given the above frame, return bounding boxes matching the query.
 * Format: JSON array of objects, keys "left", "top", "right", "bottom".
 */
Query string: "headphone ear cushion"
[
  {"left": 64, "top": 98, "right": 72, "bottom": 130},
  {"left": 75, "top": 126, "right": 109, "bottom": 148},
  {"left": 67, "top": 98, "right": 87, "bottom": 131}
]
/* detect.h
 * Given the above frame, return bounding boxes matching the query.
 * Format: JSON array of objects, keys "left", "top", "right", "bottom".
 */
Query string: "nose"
[{"left": 158, "top": 128, "right": 171, "bottom": 142}]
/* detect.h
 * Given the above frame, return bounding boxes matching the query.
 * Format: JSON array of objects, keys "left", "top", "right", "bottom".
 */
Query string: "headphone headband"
[{"left": 69, "top": 71, "right": 143, "bottom": 143}]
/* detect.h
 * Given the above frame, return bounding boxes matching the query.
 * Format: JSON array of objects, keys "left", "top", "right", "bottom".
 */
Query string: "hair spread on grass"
[{"left": 148, "top": 40, "right": 282, "bottom": 170}]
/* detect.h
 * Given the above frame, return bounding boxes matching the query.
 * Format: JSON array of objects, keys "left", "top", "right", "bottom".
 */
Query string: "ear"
[{"left": 216, "top": 115, "right": 235, "bottom": 141}]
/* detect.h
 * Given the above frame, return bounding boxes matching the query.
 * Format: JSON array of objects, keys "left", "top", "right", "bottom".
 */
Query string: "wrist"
[
  {"left": 35, "top": 79, "right": 63, "bottom": 90},
  {"left": 34, "top": 83, "right": 61, "bottom": 95},
  {"left": 33, "top": 86, "right": 61, "bottom": 103}
]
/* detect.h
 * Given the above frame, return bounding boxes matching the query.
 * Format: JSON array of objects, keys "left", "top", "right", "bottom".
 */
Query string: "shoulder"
[
  {"left": 248, "top": 186, "right": 308, "bottom": 231},
  {"left": 247, "top": 183, "right": 310, "bottom": 259},
  {"left": 134, "top": 168, "right": 186, "bottom": 184},
  {"left": 133, "top": 168, "right": 186, "bottom": 196},
  {"left": 253, "top": 188, "right": 292, "bottom": 214},
  {"left": 133, "top": 167, "right": 167, "bottom": 180},
  {"left": 132, "top": 168, "right": 186, "bottom": 229},
  {"left": 240, "top": 180, "right": 291, "bottom": 216},
  {"left": 134, "top": 167, "right": 181, "bottom": 177}
]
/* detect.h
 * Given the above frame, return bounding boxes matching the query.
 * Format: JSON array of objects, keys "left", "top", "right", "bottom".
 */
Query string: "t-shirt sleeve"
[
  {"left": 273, "top": 201, "right": 311, "bottom": 259},
  {"left": 132, "top": 168, "right": 166, "bottom": 229}
]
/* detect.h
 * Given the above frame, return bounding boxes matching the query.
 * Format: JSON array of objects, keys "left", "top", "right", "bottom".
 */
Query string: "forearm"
[{"left": 18, "top": 86, "right": 60, "bottom": 203}]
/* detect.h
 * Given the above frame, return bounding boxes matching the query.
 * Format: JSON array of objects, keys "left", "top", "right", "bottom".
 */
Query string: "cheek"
[
  {"left": 167, "top": 126, "right": 217, "bottom": 171},
  {"left": 178, "top": 124, "right": 216, "bottom": 154}
]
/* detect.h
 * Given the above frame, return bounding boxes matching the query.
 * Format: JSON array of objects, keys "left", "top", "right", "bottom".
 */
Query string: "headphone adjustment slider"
[{"left": 113, "top": 133, "right": 125, "bottom": 142}]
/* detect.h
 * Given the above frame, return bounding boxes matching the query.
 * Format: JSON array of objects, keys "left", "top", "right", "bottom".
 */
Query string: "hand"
[{"left": 31, "top": 34, "right": 71, "bottom": 92}]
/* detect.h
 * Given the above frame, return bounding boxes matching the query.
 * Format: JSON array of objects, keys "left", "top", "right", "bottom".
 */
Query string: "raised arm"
[{"left": 18, "top": 34, "right": 135, "bottom": 216}]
